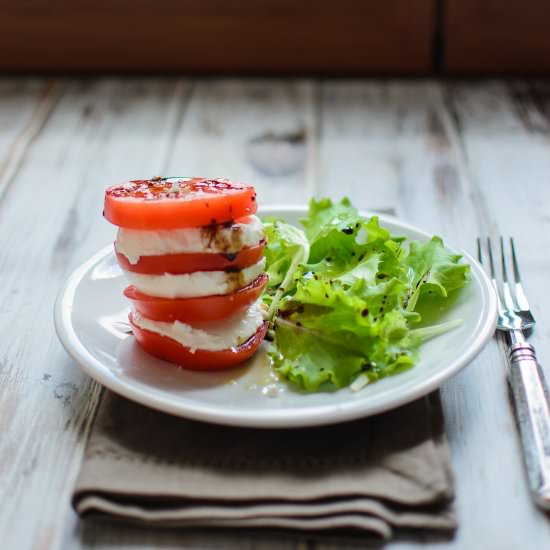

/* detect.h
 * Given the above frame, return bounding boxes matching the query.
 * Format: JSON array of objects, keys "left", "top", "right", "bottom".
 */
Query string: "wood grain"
[
  {"left": 0, "top": 77, "right": 316, "bottom": 549},
  {"left": 161, "top": 79, "right": 317, "bottom": 203},
  {"left": 0, "top": 79, "right": 58, "bottom": 200},
  {"left": 0, "top": 1, "right": 434, "bottom": 74},
  {"left": 316, "top": 79, "right": 550, "bottom": 549},
  {"left": 434, "top": 81, "right": 550, "bottom": 548},
  {"left": 0, "top": 79, "right": 189, "bottom": 549},
  {"left": 2, "top": 78, "right": 550, "bottom": 549},
  {"left": 445, "top": 0, "right": 550, "bottom": 74}
]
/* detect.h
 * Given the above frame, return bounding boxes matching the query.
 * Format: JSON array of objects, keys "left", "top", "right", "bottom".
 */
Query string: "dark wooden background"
[{"left": 0, "top": 0, "right": 549, "bottom": 74}]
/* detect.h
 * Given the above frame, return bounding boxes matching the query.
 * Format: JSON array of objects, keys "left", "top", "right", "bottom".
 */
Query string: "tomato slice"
[
  {"left": 129, "top": 315, "right": 268, "bottom": 370},
  {"left": 104, "top": 177, "right": 257, "bottom": 230},
  {"left": 116, "top": 241, "right": 265, "bottom": 274},
  {"left": 124, "top": 273, "right": 268, "bottom": 323}
]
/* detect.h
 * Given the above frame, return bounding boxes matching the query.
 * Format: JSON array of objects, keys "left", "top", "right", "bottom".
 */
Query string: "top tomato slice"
[{"left": 104, "top": 177, "right": 257, "bottom": 230}]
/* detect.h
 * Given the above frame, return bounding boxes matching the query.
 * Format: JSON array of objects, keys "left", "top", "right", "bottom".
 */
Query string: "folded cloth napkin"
[{"left": 73, "top": 390, "right": 456, "bottom": 540}]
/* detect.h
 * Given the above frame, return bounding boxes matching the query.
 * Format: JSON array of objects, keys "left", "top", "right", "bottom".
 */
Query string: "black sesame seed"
[
  {"left": 342, "top": 227, "right": 354, "bottom": 235},
  {"left": 361, "top": 308, "right": 369, "bottom": 317}
]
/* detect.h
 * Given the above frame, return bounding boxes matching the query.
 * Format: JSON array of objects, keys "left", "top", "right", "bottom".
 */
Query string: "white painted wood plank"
[
  {"left": 316, "top": 81, "right": 476, "bottom": 246},
  {"left": 316, "top": 80, "right": 550, "bottom": 550},
  {"left": 0, "top": 78, "right": 196, "bottom": 550},
  {"left": 162, "top": 78, "right": 318, "bottom": 205},
  {"left": 0, "top": 79, "right": 59, "bottom": 199},
  {"left": 3, "top": 78, "right": 550, "bottom": 550},
  {"left": 436, "top": 81, "right": 550, "bottom": 550},
  {"left": 0, "top": 77, "right": 315, "bottom": 550}
]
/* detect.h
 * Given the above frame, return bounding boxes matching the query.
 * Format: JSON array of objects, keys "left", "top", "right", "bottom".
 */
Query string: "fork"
[{"left": 478, "top": 237, "right": 550, "bottom": 510}]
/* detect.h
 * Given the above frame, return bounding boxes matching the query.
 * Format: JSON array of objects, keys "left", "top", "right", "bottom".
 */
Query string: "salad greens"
[{"left": 262, "top": 198, "right": 470, "bottom": 392}]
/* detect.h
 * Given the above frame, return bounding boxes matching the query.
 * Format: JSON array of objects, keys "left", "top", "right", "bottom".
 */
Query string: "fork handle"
[{"left": 508, "top": 342, "right": 550, "bottom": 509}]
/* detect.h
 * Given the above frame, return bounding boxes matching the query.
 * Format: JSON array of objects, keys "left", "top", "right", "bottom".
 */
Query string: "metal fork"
[{"left": 478, "top": 237, "right": 550, "bottom": 510}]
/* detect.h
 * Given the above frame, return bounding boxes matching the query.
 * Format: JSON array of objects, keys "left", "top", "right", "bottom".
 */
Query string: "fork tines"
[{"left": 477, "top": 237, "right": 535, "bottom": 328}]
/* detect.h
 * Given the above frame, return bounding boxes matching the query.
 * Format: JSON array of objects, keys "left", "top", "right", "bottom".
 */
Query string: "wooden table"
[{"left": 2, "top": 78, "right": 550, "bottom": 549}]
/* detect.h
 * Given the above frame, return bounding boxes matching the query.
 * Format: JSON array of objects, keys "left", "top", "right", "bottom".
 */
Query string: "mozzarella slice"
[
  {"left": 132, "top": 301, "right": 265, "bottom": 352},
  {"left": 124, "top": 259, "right": 266, "bottom": 298},
  {"left": 116, "top": 215, "right": 264, "bottom": 264}
]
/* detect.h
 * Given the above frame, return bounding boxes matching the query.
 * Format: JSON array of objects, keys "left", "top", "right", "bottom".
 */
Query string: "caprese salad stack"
[{"left": 104, "top": 177, "right": 269, "bottom": 369}]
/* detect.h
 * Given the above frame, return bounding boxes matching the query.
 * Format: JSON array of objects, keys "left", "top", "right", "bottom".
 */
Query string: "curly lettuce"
[{"left": 263, "top": 198, "right": 470, "bottom": 392}]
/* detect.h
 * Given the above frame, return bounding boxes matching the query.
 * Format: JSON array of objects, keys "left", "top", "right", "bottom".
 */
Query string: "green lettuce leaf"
[
  {"left": 262, "top": 198, "right": 469, "bottom": 392},
  {"left": 262, "top": 219, "right": 309, "bottom": 318},
  {"left": 404, "top": 236, "right": 470, "bottom": 311}
]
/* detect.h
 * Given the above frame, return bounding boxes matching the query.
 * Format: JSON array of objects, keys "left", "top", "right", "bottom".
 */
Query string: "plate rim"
[{"left": 54, "top": 206, "right": 498, "bottom": 428}]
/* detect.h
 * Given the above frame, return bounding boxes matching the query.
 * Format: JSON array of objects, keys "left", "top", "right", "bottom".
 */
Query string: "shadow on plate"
[{"left": 115, "top": 337, "right": 277, "bottom": 392}]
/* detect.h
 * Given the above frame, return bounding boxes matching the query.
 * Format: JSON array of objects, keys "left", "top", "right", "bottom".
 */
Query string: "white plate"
[{"left": 54, "top": 207, "right": 497, "bottom": 428}]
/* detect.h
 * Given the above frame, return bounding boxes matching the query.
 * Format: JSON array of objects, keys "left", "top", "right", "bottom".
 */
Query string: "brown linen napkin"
[{"left": 72, "top": 390, "right": 456, "bottom": 540}]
